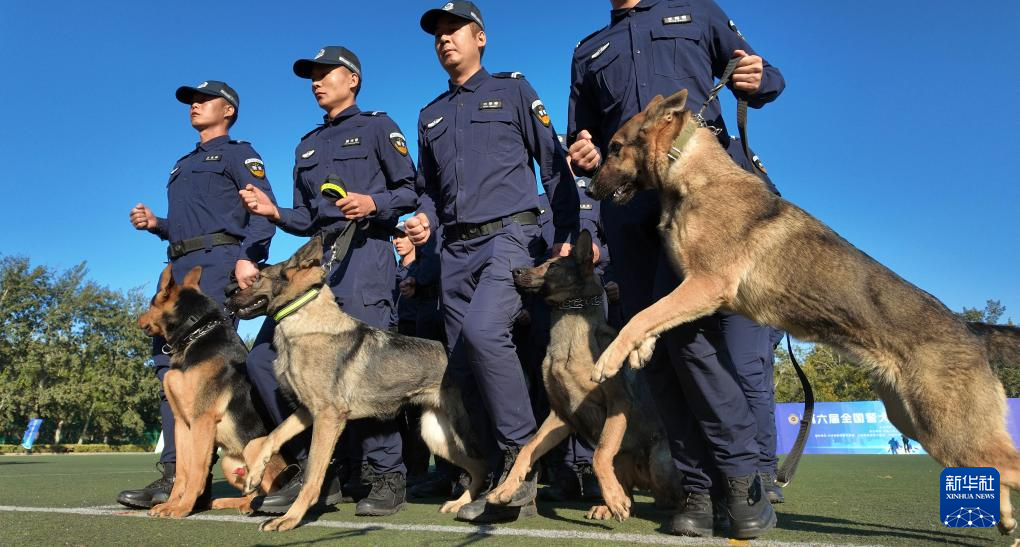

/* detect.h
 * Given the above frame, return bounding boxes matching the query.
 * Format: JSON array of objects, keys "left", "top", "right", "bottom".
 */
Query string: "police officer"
[
  {"left": 240, "top": 46, "right": 417, "bottom": 516},
  {"left": 118, "top": 80, "right": 277, "bottom": 508},
  {"left": 403, "top": 1, "right": 580, "bottom": 523},
  {"left": 567, "top": 0, "right": 785, "bottom": 538}
]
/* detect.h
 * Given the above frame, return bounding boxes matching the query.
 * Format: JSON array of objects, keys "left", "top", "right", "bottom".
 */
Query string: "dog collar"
[
  {"left": 557, "top": 295, "right": 603, "bottom": 311},
  {"left": 272, "top": 288, "right": 321, "bottom": 322},
  {"left": 162, "top": 314, "right": 229, "bottom": 355},
  {"left": 666, "top": 119, "right": 699, "bottom": 162}
]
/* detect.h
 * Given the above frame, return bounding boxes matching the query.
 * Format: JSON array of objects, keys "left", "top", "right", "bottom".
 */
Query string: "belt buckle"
[{"left": 171, "top": 243, "right": 184, "bottom": 256}]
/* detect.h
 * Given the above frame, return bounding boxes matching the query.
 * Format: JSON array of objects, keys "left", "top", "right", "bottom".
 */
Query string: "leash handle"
[
  {"left": 775, "top": 334, "right": 814, "bottom": 487},
  {"left": 696, "top": 56, "right": 764, "bottom": 178}
]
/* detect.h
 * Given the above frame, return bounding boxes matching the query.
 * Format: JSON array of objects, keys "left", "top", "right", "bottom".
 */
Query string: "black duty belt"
[
  {"left": 321, "top": 222, "right": 392, "bottom": 247},
  {"left": 168, "top": 233, "right": 241, "bottom": 260},
  {"left": 447, "top": 211, "right": 538, "bottom": 242}
]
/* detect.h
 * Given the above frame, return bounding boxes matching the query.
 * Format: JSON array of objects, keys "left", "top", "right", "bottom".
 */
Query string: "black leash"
[
  {"left": 775, "top": 334, "right": 814, "bottom": 487},
  {"left": 695, "top": 56, "right": 764, "bottom": 178},
  {"left": 320, "top": 219, "right": 361, "bottom": 274}
]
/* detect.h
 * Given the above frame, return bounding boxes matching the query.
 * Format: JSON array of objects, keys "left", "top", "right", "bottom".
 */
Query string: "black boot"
[
  {"left": 117, "top": 462, "right": 175, "bottom": 509},
  {"left": 356, "top": 471, "right": 407, "bottom": 516},
  {"left": 340, "top": 463, "right": 373, "bottom": 503},
  {"left": 456, "top": 448, "right": 538, "bottom": 524},
  {"left": 668, "top": 491, "right": 713, "bottom": 537},
  {"left": 537, "top": 464, "right": 581, "bottom": 502},
  {"left": 760, "top": 471, "right": 785, "bottom": 503},
  {"left": 252, "top": 463, "right": 344, "bottom": 515},
  {"left": 725, "top": 473, "right": 777, "bottom": 539},
  {"left": 408, "top": 469, "right": 457, "bottom": 499},
  {"left": 578, "top": 463, "right": 602, "bottom": 502}
]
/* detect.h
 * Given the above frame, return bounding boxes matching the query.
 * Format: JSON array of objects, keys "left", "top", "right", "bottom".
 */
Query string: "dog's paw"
[
  {"left": 592, "top": 345, "right": 625, "bottom": 383},
  {"left": 148, "top": 503, "right": 170, "bottom": 518},
  {"left": 260, "top": 514, "right": 301, "bottom": 532},
  {"left": 602, "top": 483, "right": 632, "bottom": 522},
  {"left": 244, "top": 459, "right": 268, "bottom": 495},
  {"left": 627, "top": 337, "right": 657, "bottom": 369},
  {"left": 998, "top": 514, "right": 1017, "bottom": 535},
  {"left": 486, "top": 477, "right": 522, "bottom": 506},
  {"left": 440, "top": 498, "right": 469, "bottom": 513},
  {"left": 585, "top": 504, "right": 613, "bottom": 520}
]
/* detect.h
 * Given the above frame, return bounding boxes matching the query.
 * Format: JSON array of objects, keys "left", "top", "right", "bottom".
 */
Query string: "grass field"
[{"left": 0, "top": 453, "right": 1011, "bottom": 546}]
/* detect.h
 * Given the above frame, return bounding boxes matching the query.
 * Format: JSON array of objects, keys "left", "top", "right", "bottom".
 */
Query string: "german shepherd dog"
[
  {"left": 484, "top": 230, "right": 681, "bottom": 521},
  {"left": 225, "top": 236, "right": 487, "bottom": 532},
  {"left": 587, "top": 88, "right": 1020, "bottom": 534},
  {"left": 138, "top": 265, "right": 288, "bottom": 518}
]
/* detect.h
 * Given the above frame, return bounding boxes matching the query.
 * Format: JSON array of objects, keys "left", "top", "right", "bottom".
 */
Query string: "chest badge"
[
  {"left": 531, "top": 100, "right": 551, "bottom": 127},
  {"left": 663, "top": 14, "right": 692, "bottom": 24},
  {"left": 343, "top": 137, "right": 361, "bottom": 147},
  {"left": 244, "top": 158, "right": 266, "bottom": 178},
  {"left": 426, "top": 116, "right": 444, "bottom": 129},
  {"left": 480, "top": 99, "right": 503, "bottom": 110},
  {"left": 389, "top": 132, "right": 409, "bottom": 156},
  {"left": 301, "top": 149, "right": 316, "bottom": 159},
  {"left": 590, "top": 42, "right": 610, "bottom": 60},
  {"left": 204, "top": 154, "right": 221, "bottom": 162}
]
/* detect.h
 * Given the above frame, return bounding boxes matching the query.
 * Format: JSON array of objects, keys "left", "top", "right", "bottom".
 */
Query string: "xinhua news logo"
[{"left": 940, "top": 467, "right": 999, "bottom": 527}]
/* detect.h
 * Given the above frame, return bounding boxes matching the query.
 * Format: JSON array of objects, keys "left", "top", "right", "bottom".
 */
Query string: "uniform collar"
[
  {"left": 323, "top": 104, "right": 361, "bottom": 125},
  {"left": 611, "top": 0, "right": 660, "bottom": 21},
  {"left": 449, "top": 67, "right": 490, "bottom": 94},
  {"left": 197, "top": 134, "right": 230, "bottom": 151}
]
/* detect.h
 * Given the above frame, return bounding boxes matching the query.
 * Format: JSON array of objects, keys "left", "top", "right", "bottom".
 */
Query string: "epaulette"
[
  {"left": 492, "top": 71, "right": 525, "bottom": 79},
  {"left": 228, "top": 139, "right": 250, "bottom": 145},
  {"left": 361, "top": 111, "right": 386, "bottom": 116},
  {"left": 420, "top": 91, "right": 448, "bottom": 113},
  {"left": 575, "top": 27, "right": 606, "bottom": 50},
  {"left": 299, "top": 126, "right": 321, "bottom": 141}
]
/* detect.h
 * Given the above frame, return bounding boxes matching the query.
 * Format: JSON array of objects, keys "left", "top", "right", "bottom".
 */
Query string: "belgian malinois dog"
[
  {"left": 138, "top": 265, "right": 288, "bottom": 518},
  {"left": 587, "top": 88, "right": 1020, "bottom": 534},
  {"left": 484, "top": 230, "right": 681, "bottom": 521},
  {"left": 225, "top": 236, "right": 487, "bottom": 532}
]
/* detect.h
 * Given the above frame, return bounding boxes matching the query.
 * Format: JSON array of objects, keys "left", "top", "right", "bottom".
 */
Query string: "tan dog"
[
  {"left": 138, "top": 265, "right": 288, "bottom": 518},
  {"left": 587, "top": 89, "right": 1020, "bottom": 535},
  {"left": 485, "top": 230, "right": 681, "bottom": 521}
]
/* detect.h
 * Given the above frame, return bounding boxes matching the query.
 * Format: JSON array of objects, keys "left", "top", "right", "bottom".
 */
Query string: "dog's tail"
[{"left": 776, "top": 334, "right": 814, "bottom": 487}]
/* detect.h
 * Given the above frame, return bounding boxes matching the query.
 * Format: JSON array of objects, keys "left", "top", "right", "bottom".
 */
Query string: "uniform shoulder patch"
[
  {"left": 531, "top": 100, "right": 551, "bottom": 127},
  {"left": 361, "top": 111, "right": 385, "bottom": 116},
  {"left": 244, "top": 158, "right": 266, "bottom": 178},
  {"left": 389, "top": 132, "right": 409, "bottom": 156},
  {"left": 493, "top": 71, "right": 525, "bottom": 79}
]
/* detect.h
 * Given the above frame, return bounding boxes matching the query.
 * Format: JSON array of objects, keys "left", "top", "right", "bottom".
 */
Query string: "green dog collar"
[{"left": 273, "top": 288, "right": 321, "bottom": 322}]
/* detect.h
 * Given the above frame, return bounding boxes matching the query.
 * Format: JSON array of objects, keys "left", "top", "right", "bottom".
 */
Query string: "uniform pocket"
[
  {"left": 191, "top": 163, "right": 231, "bottom": 196},
  {"left": 470, "top": 109, "right": 515, "bottom": 153},
  {"left": 333, "top": 147, "right": 371, "bottom": 193},
  {"left": 651, "top": 20, "right": 702, "bottom": 80},
  {"left": 589, "top": 49, "right": 627, "bottom": 113},
  {"left": 424, "top": 122, "right": 453, "bottom": 171}
]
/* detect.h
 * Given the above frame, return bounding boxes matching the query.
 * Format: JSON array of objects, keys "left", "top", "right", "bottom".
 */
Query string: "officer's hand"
[
  {"left": 234, "top": 260, "right": 260, "bottom": 290},
  {"left": 405, "top": 213, "right": 432, "bottom": 246},
  {"left": 604, "top": 281, "right": 621, "bottom": 303},
  {"left": 336, "top": 193, "right": 377, "bottom": 219},
  {"left": 399, "top": 277, "right": 417, "bottom": 298},
  {"left": 591, "top": 242, "right": 601, "bottom": 264},
  {"left": 568, "top": 130, "right": 601, "bottom": 174},
  {"left": 129, "top": 203, "right": 157, "bottom": 230},
  {"left": 239, "top": 184, "right": 281, "bottom": 222},
  {"left": 732, "top": 50, "right": 764, "bottom": 93},
  {"left": 516, "top": 309, "right": 532, "bottom": 327},
  {"left": 552, "top": 242, "right": 573, "bottom": 257}
]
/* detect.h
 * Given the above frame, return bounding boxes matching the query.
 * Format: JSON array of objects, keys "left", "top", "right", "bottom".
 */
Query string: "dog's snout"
[{"left": 512, "top": 268, "right": 528, "bottom": 279}]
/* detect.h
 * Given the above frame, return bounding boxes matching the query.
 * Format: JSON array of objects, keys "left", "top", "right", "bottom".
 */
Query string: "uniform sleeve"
[
  {"left": 409, "top": 231, "right": 440, "bottom": 287},
  {"left": 369, "top": 117, "right": 418, "bottom": 224},
  {"left": 149, "top": 216, "right": 170, "bottom": 240},
  {"left": 517, "top": 80, "right": 580, "bottom": 245},
  {"left": 705, "top": 0, "right": 785, "bottom": 109},
  {"left": 228, "top": 147, "right": 278, "bottom": 262},
  {"left": 275, "top": 166, "right": 319, "bottom": 236},
  {"left": 413, "top": 117, "right": 440, "bottom": 230},
  {"left": 567, "top": 52, "right": 605, "bottom": 171}
]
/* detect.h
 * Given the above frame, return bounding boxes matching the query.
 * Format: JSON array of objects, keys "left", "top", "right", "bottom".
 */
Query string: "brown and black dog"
[
  {"left": 138, "top": 265, "right": 288, "bottom": 518},
  {"left": 485, "top": 230, "right": 682, "bottom": 521},
  {"left": 588, "top": 88, "right": 1020, "bottom": 534}
]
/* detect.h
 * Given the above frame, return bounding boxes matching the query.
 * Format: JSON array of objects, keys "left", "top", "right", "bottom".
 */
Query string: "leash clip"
[{"left": 161, "top": 343, "right": 173, "bottom": 355}]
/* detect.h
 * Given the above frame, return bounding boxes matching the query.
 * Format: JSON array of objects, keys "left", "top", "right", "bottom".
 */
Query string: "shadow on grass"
[
  {"left": 778, "top": 512, "right": 996, "bottom": 546},
  {"left": 0, "top": 461, "right": 48, "bottom": 465}
]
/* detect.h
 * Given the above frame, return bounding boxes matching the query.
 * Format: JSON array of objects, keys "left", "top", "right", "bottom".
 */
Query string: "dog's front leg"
[
  {"left": 260, "top": 411, "right": 347, "bottom": 532},
  {"left": 164, "top": 413, "right": 218, "bottom": 518},
  {"left": 244, "top": 408, "right": 312, "bottom": 495},
  {"left": 151, "top": 371, "right": 190, "bottom": 518},
  {"left": 590, "top": 392, "right": 633, "bottom": 522},
  {"left": 487, "top": 410, "right": 571, "bottom": 506},
  {"left": 592, "top": 276, "right": 725, "bottom": 383}
]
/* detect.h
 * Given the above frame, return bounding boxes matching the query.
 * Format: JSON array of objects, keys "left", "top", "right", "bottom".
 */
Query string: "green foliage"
[
  {"left": 0, "top": 255, "right": 159, "bottom": 445},
  {"left": 958, "top": 299, "right": 1011, "bottom": 325},
  {"left": 0, "top": 443, "right": 151, "bottom": 454}
]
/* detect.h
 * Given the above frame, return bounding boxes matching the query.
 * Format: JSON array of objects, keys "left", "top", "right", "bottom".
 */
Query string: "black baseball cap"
[
  {"left": 420, "top": 1, "right": 484, "bottom": 34},
  {"left": 175, "top": 80, "right": 239, "bottom": 109},
  {"left": 293, "top": 46, "right": 362, "bottom": 79}
]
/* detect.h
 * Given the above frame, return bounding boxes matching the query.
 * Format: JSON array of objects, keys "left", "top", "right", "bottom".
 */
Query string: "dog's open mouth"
[
  {"left": 232, "top": 297, "right": 268, "bottom": 318},
  {"left": 611, "top": 183, "right": 637, "bottom": 204}
]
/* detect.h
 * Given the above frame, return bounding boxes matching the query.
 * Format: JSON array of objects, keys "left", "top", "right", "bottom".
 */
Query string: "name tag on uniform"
[
  {"left": 580, "top": 203, "right": 593, "bottom": 210},
  {"left": 343, "top": 137, "right": 361, "bottom": 147},
  {"left": 663, "top": 14, "right": 692, "bottom": 24},
  {"left": 204, "top": 154, "right": 221, "bottom": 161},
  {"left": 479, "top": 99, "right": 503, "bottom": 110}
]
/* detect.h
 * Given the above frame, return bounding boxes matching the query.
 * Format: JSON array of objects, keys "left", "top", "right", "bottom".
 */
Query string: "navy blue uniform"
[
  {"left": 406, "top": 227, "right": 444, "bottom": 342},
  {"left": 146, "top": 135, "right": 277, "bottom": 464},
  {"left": 415, "top": 68, "right": 579, "bottom": 470},
  {"left": 246, "top": 106, "right": 417, "bottom": 474},
  {"left": 568, "top": 0, "right": 784, "bottom": 490}
]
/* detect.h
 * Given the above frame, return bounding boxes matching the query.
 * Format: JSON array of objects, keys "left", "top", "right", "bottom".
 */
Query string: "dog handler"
[
  {"left": 119, "top": 80, "right": 278, "bottom": 508},
  {"left": 567, "top": 0, "right": 785, "bottom": 538},
  {"left": 403, "top": 1, "right": 580, "bottom": 523},
  {"left": 239, "top": 46, "right": 418, "bottom": 516}
]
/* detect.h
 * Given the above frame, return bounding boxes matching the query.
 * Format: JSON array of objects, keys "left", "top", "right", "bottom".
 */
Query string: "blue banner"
[
  {"left": 775, "top": 400, "right": 926, "bottom": 455},
  {"left": 20, "top": 418, "right": 43, "bottom": 450}
]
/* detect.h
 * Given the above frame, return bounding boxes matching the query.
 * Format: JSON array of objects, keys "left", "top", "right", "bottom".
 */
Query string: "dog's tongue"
[{"left": 234, "top": 467, "right": 246, "bottom": 477}]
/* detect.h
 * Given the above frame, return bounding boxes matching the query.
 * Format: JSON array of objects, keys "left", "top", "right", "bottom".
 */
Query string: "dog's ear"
[
  {"left": 294, "top": 235, "right": 323, "bottom": 268},
  {"left": 182, "top": 266, "right": 202, "bottom": 290},
  {"left": 156, "top": 264, "right": 175, "bottom": 299},
  {"left": 573, "top": 230, "right": 594, "bottom": 275},
  {"left": 658, "top": 89, "right": 689, "bottom": 120}
]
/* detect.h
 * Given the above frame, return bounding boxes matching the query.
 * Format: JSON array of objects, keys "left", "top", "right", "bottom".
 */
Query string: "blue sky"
[{"left": 1, "top": 1, "right": 1017, "bottom": 341}]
